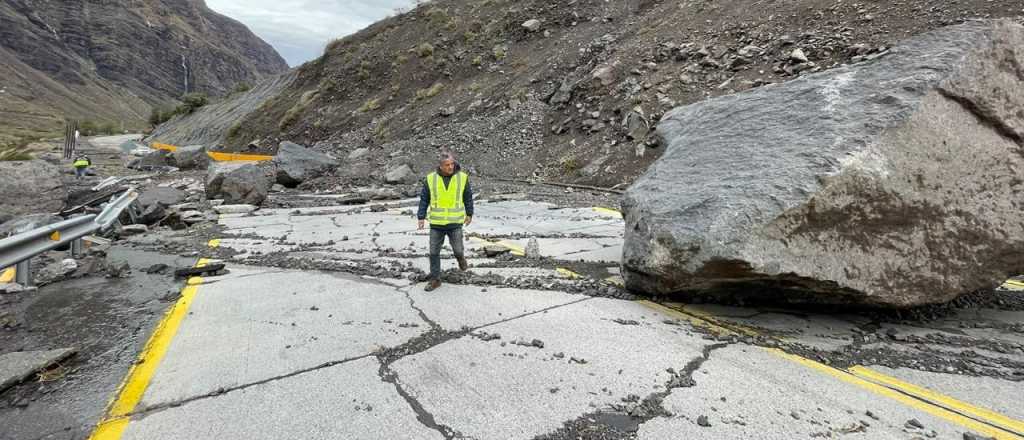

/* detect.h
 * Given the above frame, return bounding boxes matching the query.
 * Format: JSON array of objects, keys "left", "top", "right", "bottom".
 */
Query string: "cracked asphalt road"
[{"left": 75, "top": 198, "right": 1024, "bottom": 439}]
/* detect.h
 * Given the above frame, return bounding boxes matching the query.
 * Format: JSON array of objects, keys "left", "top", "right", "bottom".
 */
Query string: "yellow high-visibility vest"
[
  {"left": 426, "top": 171, "right": 468, "bottom": 226},
  {"left": 73, "top": 159, "right": 89, "bottom": 167}
]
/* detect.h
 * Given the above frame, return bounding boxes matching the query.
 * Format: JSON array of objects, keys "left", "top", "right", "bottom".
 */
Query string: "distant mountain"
[{"left": 0, "top": 0, "right": 288, "bottom": 143}]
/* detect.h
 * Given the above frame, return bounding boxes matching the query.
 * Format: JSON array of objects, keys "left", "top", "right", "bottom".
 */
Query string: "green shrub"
[
  {"left": 231, "top": 82, "right": 252, "bottom": 94},
  {"left": 471, "top": 55, "right": 483, "bottom": 66},
  {"left": 279, "top": 90, "right": 318, "bottom": 129}
]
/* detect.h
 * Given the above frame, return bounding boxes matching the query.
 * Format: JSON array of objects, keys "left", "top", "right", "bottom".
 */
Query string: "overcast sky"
[{"left": 207, "top": 0, "right": 419, "bottom": 67}]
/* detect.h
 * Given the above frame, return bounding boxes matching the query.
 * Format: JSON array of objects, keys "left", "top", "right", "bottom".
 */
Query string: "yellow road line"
[
  {"left": 470, "top": 236, "right": 525, "bottom": 256},
  {"left": 642, "top": 301, "right": 1023, "bottom": 438},
  {"left": 1003, "top": 280, "right": 1024, "bottom": 288},
  {"left": 88, "top": 257, "right": 212, "bottom": 440},
  {"left": 0, "top": 267, "right": 14, "bottom": 283},
  {"left": 774, "top": 350, "right": 1022, "bottom": 440},
  {"left": 849, "top": 366, "right": 1024, "bottom": 436},
  {"left": 556, "top": 268, "right": 581, "bottom": 279},
  {"left": 208, "top": 239, "right": 221, "bottom": 248},
  {"left": 639, "top": 301, "right": 740, "bottom": 336},
  {"left": 592, "top": 207, "right": 623, "bottom": 218}
]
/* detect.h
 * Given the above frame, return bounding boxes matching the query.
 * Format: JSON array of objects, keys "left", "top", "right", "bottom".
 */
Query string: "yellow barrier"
[{"left": 149, "top": 142, "right": 273, "bottom": 162}]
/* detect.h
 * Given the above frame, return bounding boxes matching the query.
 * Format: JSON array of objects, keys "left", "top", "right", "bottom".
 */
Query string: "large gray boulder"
[
  {"left": 206, "top": 163, "right": 268, "bottom": 205},
  {"left": 170, "top": 145, "right": 210, "bottom": 170},
  {"left": 384, "top": 164, "right": 414, "bottom": 184},
  {"left": 273, "top": 141, "right": 337, "bottom": 187},
  {"left": 0, "top": 160, "right": 67, "bottom": 222},
  {"left": 622, "top": 20, "right": 1024, "bottom": 308},
  {"left": 127, "top": 149, "right": 172, "bottom": 170}
]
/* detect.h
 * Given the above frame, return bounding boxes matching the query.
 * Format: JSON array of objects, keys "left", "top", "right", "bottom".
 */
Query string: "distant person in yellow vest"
[
  {"left": 417, "top": 151, "right": 473, "bottom": 291},
  {"left": 72, "top": 154, "right": 91, "bottom": 180}
]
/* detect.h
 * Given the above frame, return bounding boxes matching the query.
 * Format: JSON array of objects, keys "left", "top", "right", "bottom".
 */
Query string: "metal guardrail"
[{"left": 0, "top": 189, "right": 139, "bottom": 286}]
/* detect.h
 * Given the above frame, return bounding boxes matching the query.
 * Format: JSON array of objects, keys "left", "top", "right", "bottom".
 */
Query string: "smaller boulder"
[
  {"left": 170, "top": 145, "right": 210, "bottom": 170},
  {"left": 348, "top": 148, "right": 369, "bottom": 161},
  {"left": 385, "top": 164, "right": 414, "bottom": 184},
  {"left": 522, "top": 19, "right": 542, "bottom": 32},
  {"left": 274, "top": 141, "right": 338, "bottom": 187},
  {"left": 128, "top": 149, "right": 171, "bottom": 170},
  {"left": 206, "top": 163, "right": 269, "bottom": 205}
]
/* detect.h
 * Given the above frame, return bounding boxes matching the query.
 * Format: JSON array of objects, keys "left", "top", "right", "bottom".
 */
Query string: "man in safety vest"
[
  {"left": 417, "top": 152, "right": 474, "bottom": 291},
  {"left": 72, "top": 154, "right": 91, "bottom": 180}
]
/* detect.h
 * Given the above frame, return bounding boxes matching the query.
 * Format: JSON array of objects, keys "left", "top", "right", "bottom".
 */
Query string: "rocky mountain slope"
[
  {"left": 0, "top": 0, "right": 288, "bottom": 144},
  {"left": 151, "top": 0, "right": 1023, "bottom": 188}
]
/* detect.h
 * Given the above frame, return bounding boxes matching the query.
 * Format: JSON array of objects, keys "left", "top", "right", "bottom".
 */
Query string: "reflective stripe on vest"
[
  {"left": 426, "top": 171, "right": 468, "bottom": 226},
  {"left": 73, "top": 160, "right": 89, "bottom": 167}
]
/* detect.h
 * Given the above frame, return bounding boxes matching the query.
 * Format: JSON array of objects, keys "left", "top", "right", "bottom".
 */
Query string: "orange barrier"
[{"left": 149, "top": 142, "right": 273, "bottom": 162}]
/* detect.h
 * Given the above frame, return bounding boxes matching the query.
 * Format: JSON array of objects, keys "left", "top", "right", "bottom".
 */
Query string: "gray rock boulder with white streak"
[{"left": 621, "top": 20, "right": 1024, "bottom": 307}]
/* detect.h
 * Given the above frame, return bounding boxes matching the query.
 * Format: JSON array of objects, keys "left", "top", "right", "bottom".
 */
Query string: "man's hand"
[
  {"left": 418, "top": 219, "right": 425, "bottom": 230},
  {"left": 464, "top": 216, "right": 472, "bottom": 227}
]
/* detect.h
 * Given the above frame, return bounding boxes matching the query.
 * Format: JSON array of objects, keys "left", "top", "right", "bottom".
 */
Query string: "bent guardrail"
[{"left": 0, "top": 189, "right": 139, "bottom": 286}]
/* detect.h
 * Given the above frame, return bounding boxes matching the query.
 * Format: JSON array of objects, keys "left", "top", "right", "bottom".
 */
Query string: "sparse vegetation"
[
  {"left": 226, "top": 121, "right": 243, "bottom": 139},
  {"left": 415, "top": 83, "right": 445, "bottom": 100},
  {"left": 471, "top": 55, "right": 483, "bottom": 66},
  {"left": 78, "top": 120, "right": 119, "bottom": 136},
  {"left": 358, "top": 98, "right": 382, "bottom": 113},
  {"left": 492, "top": 45, "right": 507, "bottom": 61},
  {"left": 0, "top": 141, "right": 33, "bottom": 161},
  {"left": 280, "top": 90, "right": 318, "bottom": 129},
  {"left": 416, "top": 42, "right": 435, "bottom": 58},
  {"left": 231, "top": 82, "right": 252, "bottom": 95}
]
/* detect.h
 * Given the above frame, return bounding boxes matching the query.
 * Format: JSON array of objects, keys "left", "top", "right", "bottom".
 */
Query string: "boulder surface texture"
[
  {"left": 273, "top": 141, "right": 337, "bottom": 187},
  {"left": 622, "top": 20, "right": 1024, "bottom": 307},
  {"left": 206, "top": 163, "right": 269, "bottom": 206},
  {"left": 171, "top": 145, "right": 210, "bottom": 170}
]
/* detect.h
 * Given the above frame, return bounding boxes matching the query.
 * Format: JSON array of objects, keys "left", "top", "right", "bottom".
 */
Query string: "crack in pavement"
[
  {"left": 533, "top": 342, "right": 733, "bottom": 440},
  {"left": 128, "top": 354, "right": 374, "bottom": 419}
]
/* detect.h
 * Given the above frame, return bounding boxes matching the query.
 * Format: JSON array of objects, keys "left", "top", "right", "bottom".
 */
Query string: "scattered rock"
[
  {"left": 522, "top": 19, "right": 542, "bottom": 32},
  {"left": 622, "top": 20, "right": 1024, "bottom": 307},
  {"left": 963, "top": 432, "right": 996, "bottom": 440},
  {"left": 789, "top": 48, "right": 809, "bottom": 63},
  {"left": 905, "top": 419, "right": 925, "bottom": 430},
  {"left": 525, "top": 238, "right": 540, "bottom": 259},
  {"left": 106, "top": 261, "right": 131, "bottom": 278},
  {"left": 137, "top": 187, "right": 187, "bottom": 209},
  {"left": 384, "top": 164, "right": 414, "bottom": 184},
  {"left": 483, "top": 245, "right": 511, "bottom": 257},
  {"left": 170, "top": 145, "right": 210, "bottom": 170},
  {"left": 697, "top": 415, "right": 711, "bottom": 427},
  {"left": 206, "top": 163, "right": 269, "bottom": 205},
  {"left": 347, "top": 148, "right": 369, "bottom": 161},
  {"left": 274, "top": 141, "right": 338, "bottom": 187}
]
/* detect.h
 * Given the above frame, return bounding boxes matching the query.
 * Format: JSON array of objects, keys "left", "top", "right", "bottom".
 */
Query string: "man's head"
[{"left": 438, "top": 151, "right": 456, "bottom": 176}]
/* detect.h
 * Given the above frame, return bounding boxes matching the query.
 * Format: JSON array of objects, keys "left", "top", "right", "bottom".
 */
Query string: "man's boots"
[
  {"left": 424, "top": 279, "right": 442, "bottom": 292},
  {"left": 457, "top": 257, "right": 468, "bottom": 271}
]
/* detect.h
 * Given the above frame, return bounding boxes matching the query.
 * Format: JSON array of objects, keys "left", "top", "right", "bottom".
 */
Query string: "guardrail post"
[
  {"left": 71, "top": 238, "right": 83, "bottom": 258},
  {"left": 15, "top": 260, "right": 31, "bottom": 286}
]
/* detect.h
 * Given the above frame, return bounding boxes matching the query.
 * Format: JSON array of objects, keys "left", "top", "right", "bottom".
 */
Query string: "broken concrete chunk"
[
  {"left": 622, "top": 20, "right": 1024, "bottom": 307},
  {"left": 0, "top": 348, "right": 76, "bottom": 391}
]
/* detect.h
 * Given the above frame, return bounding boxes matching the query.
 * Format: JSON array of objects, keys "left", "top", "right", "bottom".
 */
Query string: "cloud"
[{"left": 206, "top": 0, "right": 419, "bottom": 67}]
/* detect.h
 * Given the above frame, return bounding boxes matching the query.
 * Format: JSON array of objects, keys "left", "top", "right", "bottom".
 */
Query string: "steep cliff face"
[{"left": 0, "top": 0, "right": 288, "bottom": 142}]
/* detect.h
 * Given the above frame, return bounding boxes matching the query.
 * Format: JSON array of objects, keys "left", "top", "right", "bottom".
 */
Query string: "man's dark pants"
[{"left": 429, "top": 226, "right": 464, "bottom": 280}]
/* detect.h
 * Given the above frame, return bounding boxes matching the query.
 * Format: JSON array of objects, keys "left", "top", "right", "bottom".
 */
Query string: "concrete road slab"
[
  {"left": 406, "top": 284, "right": 586, "bottom": 331},
  {"left": 141, "top": 267, "right": 428, "bottom": 408},
  {"left": 121, "top": 357, "right": 444, "bottom": 440},
  {"left": 637, "top": 345, "right": 982, "bottom": 440},
  {"left": 390, "top": 298, "right": 713, "bottom": 439}
]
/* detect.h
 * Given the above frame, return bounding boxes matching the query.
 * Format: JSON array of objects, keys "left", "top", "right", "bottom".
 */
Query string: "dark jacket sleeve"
[
  {"left": 464, "top": 177, "right": 474, "bottom": 217},
  {"left": 417, "top": 180, "right": 430, "bottom": 220}
]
